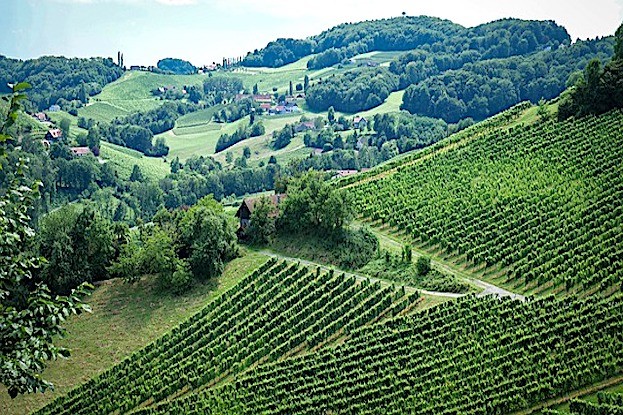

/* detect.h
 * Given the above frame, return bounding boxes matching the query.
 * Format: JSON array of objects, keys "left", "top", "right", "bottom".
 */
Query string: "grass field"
[
  {"left": 0, "top": 251, "right": 270, "bottom": 415},
  {"left": 46, "top": 111, "right": 88, "bottom": 141},
  {"left": 165, "top": 112, "right": 308, "bottom": 162},
  {"left": 78, "top": 102, "right": 129, "bottom": 124},
  {"left": 356, "top": 89, "right": 405, "bottom": 118},
  {"left": 100, "top": 141, "right": 171, "bottom": 180},
  {"left": 546, "top": 380, "right": 623, "bottom": 413},
  {"left": 174, "top": 105, "right": 224, "bottom": 129},
  {"left": 86, "top": 71, "right": 206, "bottom": 116}
]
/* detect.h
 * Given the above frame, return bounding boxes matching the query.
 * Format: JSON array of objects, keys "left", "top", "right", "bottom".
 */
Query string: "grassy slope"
[
  {"left": 0, "top": 252, "right": 270, "bottom": 415},
  {"left": 78, "top": 71, "right": 207, "bottom": 123},
  {"left": 100, "top": 141, "right": 171, "bottom": 180},
  {"left": 45, "top": 111, "right": 88, "bottom": 141}
]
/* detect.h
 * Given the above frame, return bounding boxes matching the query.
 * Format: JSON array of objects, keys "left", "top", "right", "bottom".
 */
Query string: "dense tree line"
[
  {"left": 0, "top": 55, "right": 123, "bottom": 111},
  {"left": 155, "top": 76, "right": 243, "bottom": 105},
  {"left": 401, "top": 37, "right": 614, "bottom": 122},
  {"left": 213, "top": 97, "right": 256, "bottom": 123},
  {"left": 370, "top": 111, "right": 450, "bottom": 151},
  {"left": 271, "top": 123, "right": 295, "bottom": 149},
  {"left": 159, "top": 155, "right": 281, "bottom": 209},
  {"left": 558, "top": 23, "right": 623, "bottom": 119},
  {"left": 243, "top": 17, "right": 569, "bottom": 69},
  {"left": 215, "top": 121, "right": 265, "bottom": 152},
  {"left": 110, "top": 197, "right": 238, "bottom": 293},
  {"left": 241, "top": 38, "right": 314, "bottom": 67},
  {"left": 0, "top": 83, "right": 92, "bottom": 398},
  {"left": 156, "top": 58, "right": 197, "bottom": 75}
]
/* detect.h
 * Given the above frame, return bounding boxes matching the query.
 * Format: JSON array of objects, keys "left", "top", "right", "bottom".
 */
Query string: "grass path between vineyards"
[
  {"left": 358, "top": 223, "right": 526, "bottom": 301},
  {"left": 260, "top": 250, "right": 466, "bottom": 300}
]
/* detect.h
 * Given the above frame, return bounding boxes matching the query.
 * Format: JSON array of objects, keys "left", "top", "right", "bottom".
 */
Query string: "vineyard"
[
  {"left": 130, "top": 294, "right": 623, "bottom": 415},
  {"left": 346, "top": 109, "right": 623, "bottom": 295},
  {"left": 35, "top": 259, "right": 415, "bottom": 415},
  {"left": 545, "top": 392, "right": 623, "bottom": 414}
]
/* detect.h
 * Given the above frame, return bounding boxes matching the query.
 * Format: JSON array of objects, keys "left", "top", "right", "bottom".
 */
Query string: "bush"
[
  {"left": 159, "top": 260, "right": 194, "bottom": 295},
  {"left": 416, "top": 256, "right": 431, "bottom": 276}
]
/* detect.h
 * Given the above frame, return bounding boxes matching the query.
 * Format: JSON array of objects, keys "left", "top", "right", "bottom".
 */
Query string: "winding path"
[
  {"left": 261, "top": 250, "right": 472, "bottom": 300},
  {"left": 366, "top": 226, "right": 525, "bottom": 301}
]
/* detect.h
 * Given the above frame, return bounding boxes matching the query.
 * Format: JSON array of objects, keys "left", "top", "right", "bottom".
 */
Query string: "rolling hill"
[
  {"left": 343, "top": 108, "right": 623, "bottom": 296},
  {"left": 27, "top": 100, "right": 623, "bottom": 415}
]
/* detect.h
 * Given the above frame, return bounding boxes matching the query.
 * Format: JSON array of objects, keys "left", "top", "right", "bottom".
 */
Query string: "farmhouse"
[
  {"left": 353, "top": 116, "right": 368, "bottom": 129},
  {"left": 48, "top": 104, "right": 61, "bottom": 112},
  {"left": 33, "top": 112, "right": 48, "bottom": 122},
  {"left": 295, "top": 121, "right": 316, "bottom": 133},
  {"left": 70, "top": 147, "right": 92, "bottom": 157},
  {"left": 235, "top": 193, "right": 285, "bottom": 237},
  {"left": 45, "top": 128, "right": 63, "bottom": 141}
]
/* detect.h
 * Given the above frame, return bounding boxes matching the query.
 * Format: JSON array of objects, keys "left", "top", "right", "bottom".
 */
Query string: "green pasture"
[{"left": 100, "top": 141, "right": 170, "bottom": 180}]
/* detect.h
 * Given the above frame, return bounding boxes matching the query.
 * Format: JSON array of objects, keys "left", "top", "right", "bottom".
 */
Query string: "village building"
[
  {"left": 48, "top": 104, "right": 61, "bottom": 112},
  {"left": 70, "top": 147, "right": 92, "bottom": 157},
  {"left": 353, "top": 116, "right": 368, "bottom": 129},
  {"left": 253, "top": 94, "right": 273, "bottom": 104},
  {"left": 33, "top": 112, "right": 48, "bottom": 122},
  {"left": 294, "top": 121, "right": 316, "bottom": 133},
  {"left": 234, "top": 193, "right": 285, "bottom": 238},
  {"left": 45, "top": 128, "right": 63, "bottom": 141}
]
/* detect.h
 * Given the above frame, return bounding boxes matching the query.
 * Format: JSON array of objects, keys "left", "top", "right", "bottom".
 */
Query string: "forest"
[
  {"left": 0, "top": 56, "right": 124, "bottom": 112},
  {"left": 243, "top": 17, "right": 569, "bottom": 69}
]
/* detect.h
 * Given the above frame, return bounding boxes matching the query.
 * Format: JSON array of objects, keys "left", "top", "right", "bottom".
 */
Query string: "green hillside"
[
  {"left": 82, "top": 71, "right": 205, "bottom": 119},
  {"left": 34, "top": 259, "right": 415, "bottom": 415},
  {"left": 135, "top": 294, "right": 623, "bottom": 415},
  {"left": 99, "top": 141, "right": 171, "bottom": 180},
  {"left": 344, "top": 109, "right": 623, "bottom": 296}
]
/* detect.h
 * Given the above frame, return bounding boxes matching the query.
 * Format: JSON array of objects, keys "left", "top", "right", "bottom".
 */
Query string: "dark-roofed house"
[
  {"left": 353, "top": 116, "right": 367, "bottom": 129},
  {"left": 235, "top": 193, "right": 285, "bottom": 238},
  {"left": 45, "top": 128, "right": 63, "bottom": 141}
]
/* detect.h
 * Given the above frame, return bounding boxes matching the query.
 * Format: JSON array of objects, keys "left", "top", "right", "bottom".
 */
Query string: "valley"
[{"left": 1, "top": 9, "right": 622, "bottom": 415}]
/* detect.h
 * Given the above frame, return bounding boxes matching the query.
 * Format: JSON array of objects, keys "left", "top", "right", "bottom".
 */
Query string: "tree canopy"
[
  {"left": 277, "top": 171, "right": 354, "bottom": 234},
  {"left": 0, "top": 56, "right": 123, "bottom": 111},
  {"left": 156, "top": 58, "right": 197, "bottom": 75}
]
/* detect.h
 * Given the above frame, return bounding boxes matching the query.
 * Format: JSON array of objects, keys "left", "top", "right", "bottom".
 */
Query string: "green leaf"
[{"left": 13, "top": 82, "right": 32, "bottom": 92}]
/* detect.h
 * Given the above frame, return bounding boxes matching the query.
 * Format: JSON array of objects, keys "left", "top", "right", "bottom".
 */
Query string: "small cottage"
[
  {"left": 45, "top": 128, "right": 63, "bottom": 141},
  {"left": 70, "top": 147, "right": 92, "bottom": 157},
  {"left": 235, "top": 193, "right": 285, "bottom": 238},
  {"left": 353, "top": 116, "right": 367, "bottom": 129}
]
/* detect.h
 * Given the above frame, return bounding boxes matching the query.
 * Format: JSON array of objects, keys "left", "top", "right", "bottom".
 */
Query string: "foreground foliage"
[{"left": 1, "top": 83, "right": 92, "bottom": 398}]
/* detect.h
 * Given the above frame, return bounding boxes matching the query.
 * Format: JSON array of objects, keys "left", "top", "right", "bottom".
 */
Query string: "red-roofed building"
[
  {"left": 45, "top": 128, "right": 63, "bottom": 141},
  {"left": 33, "top": 112, "right": 48, "bottom": 122},
  {"left": 294, "top": 121, "right": 316, "bottom": 133},
  {"left": 253, "top": 94, "right": 273, "bottom": 104},
  {"left": 70, "top": 147, "right": 92, "bottom": 157}
]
